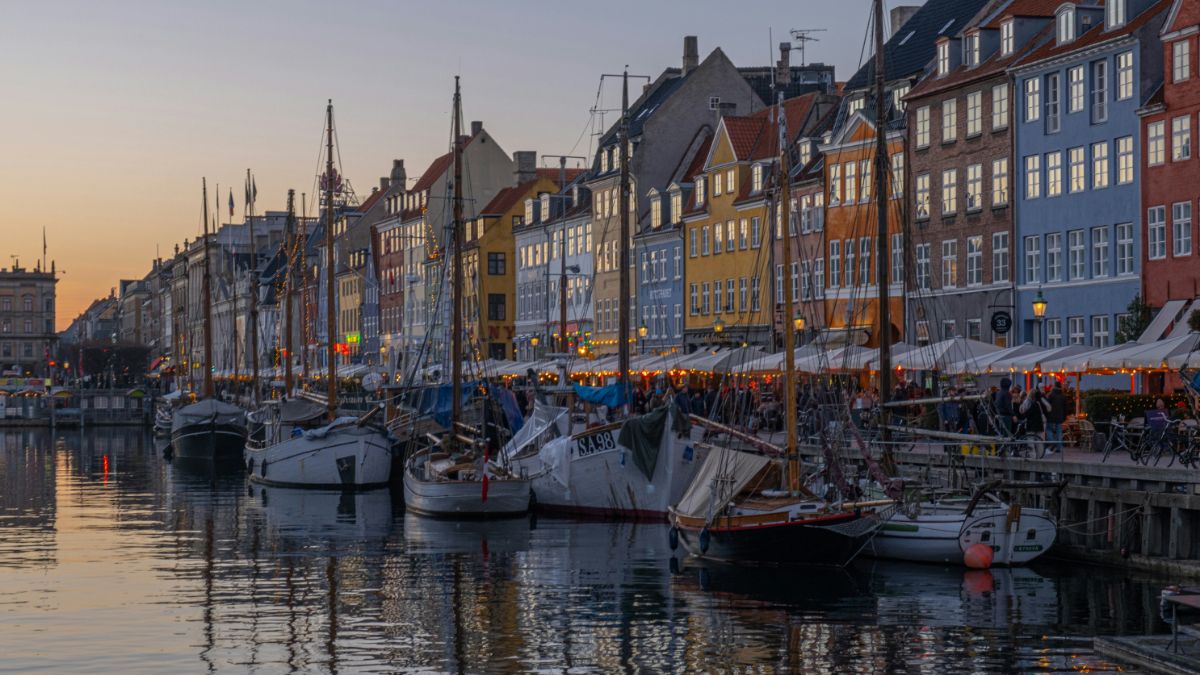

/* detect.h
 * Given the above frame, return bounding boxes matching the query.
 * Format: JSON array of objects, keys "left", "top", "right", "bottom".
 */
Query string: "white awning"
[
  {"left": 1168, "top": 300, "right": 1200, "bottom": 339},
  {"left": 941, "top": 342, "right": 1044, "bottom": 375},
  {"left": 1139, "top": 299, "right": 1188, "bottom": 343},
  {"left": 891, "top": 337, "right": 1002, "bottom": 372}
]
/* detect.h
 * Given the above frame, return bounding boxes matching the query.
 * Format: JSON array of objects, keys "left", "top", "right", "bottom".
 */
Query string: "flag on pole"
[
  {"left": 252, "top": 176, "right": 257, "bottom": 203},
  {"left": 244, "top": 176, "right": 251, "bottom": 208},
  {"left": 228, "top": 189, "right": 234, "bottom": 218}
]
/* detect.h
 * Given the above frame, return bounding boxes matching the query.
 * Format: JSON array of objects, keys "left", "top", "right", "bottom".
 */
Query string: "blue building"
[{"left": 1011, "top": 0, "right": 1169, "bottom": 348}]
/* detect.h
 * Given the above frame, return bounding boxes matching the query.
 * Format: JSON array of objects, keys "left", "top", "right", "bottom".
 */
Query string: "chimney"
[
  {"left": 379, "top": 177, "right": 390, "bottom": 191},
  {"left": 682, "top": 35, "right": 699, "bottom": 75},
  {"left": 470, "top": 120, "right": 483, "bottom": 136},
  {"left": 776, "top": 42, "right": 793, "bottom": 87},
  {"left": 390, "top": 159, "right": 406, "bottom": 187},
  {"left": 514, "top": 151, "right": 537, "bottom": 184},
  {"left": 890, "top": 6, "right": 921, "bottom": 38}
]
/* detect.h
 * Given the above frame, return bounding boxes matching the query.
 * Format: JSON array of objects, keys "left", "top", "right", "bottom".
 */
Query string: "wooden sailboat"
[
  {"left": 171, "top": 177, "right": 249, "bottom": 460},
  {"left": 243, "top": 100, "right": 392, "bottom": 489},
  {"left": 402, "top": 77, "right": 532, "bottom": 517}
]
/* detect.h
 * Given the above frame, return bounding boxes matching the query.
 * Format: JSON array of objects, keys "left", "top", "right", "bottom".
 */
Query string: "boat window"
[
  {"left": 1027, "top": 529, "right": 1037, "bottom": 541},
  {"left": 980, "top": 531, "right": 990, "bottom": 542}
]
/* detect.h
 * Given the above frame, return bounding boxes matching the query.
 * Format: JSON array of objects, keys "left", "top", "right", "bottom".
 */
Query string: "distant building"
[{"left": 0, "top": 260, "right": 58, "bottom": 377}]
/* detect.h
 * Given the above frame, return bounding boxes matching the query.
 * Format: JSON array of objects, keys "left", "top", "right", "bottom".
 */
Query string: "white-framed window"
[
  {"left": 1172, "top": 116, "right": 1192, "bottom": 161},
  {"left": 1117, "top": 51, "right": 1134, "bottom": 100},
  {"left": 740, "top": 277, "right": 748, "bottom": 308},
  {"left": 695, "top": 176, "right": 705, "bottom": 205},
  {"left": 992, "top": 84, "right": 1009, "bottom": 130},
  {"left": 1069, "top": 146, "right": 1086, "bottom": 193},
  {"left": 1024, "top": 78, "right": 1040, "bottom": 123},
  {"left": 967, "top": 235, "right": 983, "bottom": 286},
  {"left": 1047, "top": 232, "right": 1063, "bottom": 281},
  {"left": 829, "top": 240, "right": 841, "bottom": 288},
  {"left": 1025, "top": 155, "right": 1041, "bottom": 199},
  {"left": 891, "top": 232, "right": 904, "bottom": 285},
  {"left": 942, "top": 320, "right": 958, "bottom": 339},
  {"left": 1148, "top": 205, "right": 1167, "bottom": 259},
  {"left": 1092, "top": 315, "right": 1110, "bottom": 348},
  {"left": 689, "top": 228, "right": 697, "bottom": 257},
  {"left": 725, "top": 169, "right": 735, "bottom": 194},
  {"left": 916, "top": 106, "right": 931, "bottom": 148},
  {"left": 701, "top": 225, "right": 710, "bottom": 255},
  {"left": 751, "top": 277, "right": 760, "bottom": 311},
  {"left": 844, "top": 162, "right": 857, "bottom": 204},
  {"left": 859, "top": 237, "right": 871, "bottom": 285},
  {"left": 937, "top": 40, "right": 950, "bottom": 76},
  {"left": 892, "top": 85, "right": 910, "bottom": 113},
  {"left": 1068, "top": 316, "right": 1086, "bottom": 345},
  {"left": 829, "top": 163, "right": 841, "bottom": 205},
  {"left": 1174, "top": 40, "right": 1191, "bottom": 83},
  {"left": 915, "top": 173, "right": 930, "bottom": 219},
  {"left": 751, "top": 216, "right": 761, "bottom": 248},
  {"left": 1092, "top": 60, "right": 1108, "bottom": 123},
  {"left": 775, "top": 264, "right": 784, "bottom": 304},
  {"left": 650, "top": 195, "right": 662, "bottom": 229},
  {"left": 792, "top": 263, "right": 801, "bottom": 302},
  {"left": 751, "top": 163, "right": 764, "bottom": 193},
  {"left": 993, "top": 231, "right": 1010, "bottom": 283},
  {"left": 965, "top": 33, "right": 980, "bottom": 67},
  {"left": 674, "top": 304, "right": 682, "bottom": 337},
  {"left": 814, "top": 258, "right": 825, "bottom": 298},
  {"left": 1174, "top": 201, "right": 1193, "bottom": 257},
  {"left": 1045, "top": 72, "right": 1061, "bottom": 133},
  {"left": 1001, "top": 20, "right": 1014, "bottom": 56},
  {"left": 1092, "top": 141, "right": 1110, "bottom": 189},
  {"left": 727, "top": 277, "right": 737, "bottom": 311},
  {"left": 942, "top": 98, "right": 957, "bottom": 143},
  {"left": 713, "top": 221, "right": 723, "bottom": 255},
  {"left": 1069, "top": 65, "right": 1085, "bottom": 113},
  {"left": 942, "top": 239, "right": 958, "bottom": 288},
  {"left": 1068, "top": 229, "right": 1085, "bottom": 280},
  {"left": 1092, "top": 226, "right": 1110, "bottom": 278},
  {"left": 942, "top": 168, "right": 958, "bottom": 214},
  {"left": 966, "top": 163, "right": 982, "bottom": 211},
  {"left": 916, "top": 243, "right": 931, "bottom": 290},
  {"left": 1148, "top": 121, "right": 1166, "bottom": 165},
  {"left": 967, "top": 318, "right": 982, "bottom": 341},
  {"left": 1057, "top": 6, "right": 1075, "bottom": 44},
  {"left": 860, "top": 159, "right": 872, "bottom": 202},
  {"left": 712, "top": 171, "right": 722, "bottom": 197},
  {"left": 848, "top": 96, "right": 865, "bottom": 117},
  {"left": 1117, "top": 136, "right": 1134, "bottom": 183},
  {"left": 726, "top": 219, "right": 736, "bottom": 253},
  {"left": 674, "top": 245, "right": 681, "bottom": 279},
  {"left": 1046, "top": 151, "right": 1062, "bottom": 197},
  {"left": 1116, "top": 223, "right": 1134, "bottom": 275},
  {"left": 701, "top": 282, "right": 710, "bottom": 314},
  {"left": 739, "top": 218, "right": 748, "bottom": 249},
  {"left": 1047, "top": 318, "right": 1063, "bottom": 348},
  {"left": 844, "top": 239, "right": 855, "bottom": 287},
  {"left": 1107, "top": 0, "right": 1126, "bottom": 29},
  {"left": 992, "top": 158, "right": 1009, "bottom": 206},
  {"left": 966, "top": 91, "right": 981, "bottom": 136},
  {"left": 891, "top": 153, "right": 904, "bottom": 198}
]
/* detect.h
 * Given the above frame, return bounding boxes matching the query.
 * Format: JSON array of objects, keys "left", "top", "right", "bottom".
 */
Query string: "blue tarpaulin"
[
  {"left": 415, "top": 381, "right": 524, "bottom": 433},
  {"left": 573, "top": 383, "right": 627, "bottom": 408},
  {"left": 494, "top": 387, "right": 524, "bottom": 433}
]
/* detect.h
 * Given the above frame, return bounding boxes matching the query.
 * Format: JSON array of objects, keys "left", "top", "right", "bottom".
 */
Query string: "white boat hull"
[
  {"left": 403, "top": 449, "right": 530, "bottom": 517},
  {"left": 244, "top": 425, "right": 393, "bottom": 488},
  {"left": 869, "top": 506, "right": 1056, "bottom": 566}
]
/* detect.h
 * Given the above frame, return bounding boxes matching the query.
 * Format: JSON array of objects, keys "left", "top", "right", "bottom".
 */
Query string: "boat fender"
[
  {"left": 261, "top": 459, "right": 268, "bottom": 478},
  {"left": 246, "top": 457, "right": 254, "bottom": 474},
  {"left": 529, "top": 489, "right": 538, "bottom": 512},
  {"left": 668, "top": 556, "right": 680, "bottom": 575},
  {"left": 698, "top": 527, "right": 710, "bottom": 554},
  {"left": 668, "top": 526, "right": 679, "bottom": 551}
]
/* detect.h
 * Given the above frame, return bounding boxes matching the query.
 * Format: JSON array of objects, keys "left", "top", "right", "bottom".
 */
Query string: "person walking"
[
  {"left": 995, "top": 378, "right": 1015, "bottom": 437},
  {"left": 1044, "top": 381, "right": 1068, "bottom": 455}
]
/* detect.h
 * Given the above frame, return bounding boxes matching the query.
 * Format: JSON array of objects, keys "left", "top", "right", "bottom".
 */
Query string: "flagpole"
[{"left": 247, "top": 170, "right": 261, "bottom": 409}]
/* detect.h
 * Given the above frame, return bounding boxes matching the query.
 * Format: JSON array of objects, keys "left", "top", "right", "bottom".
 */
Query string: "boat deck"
[{"left": 1094, "top": 635, "right": 1200, "bottom": 675}]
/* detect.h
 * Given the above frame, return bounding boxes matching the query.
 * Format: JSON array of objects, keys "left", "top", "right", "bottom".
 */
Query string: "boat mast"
[
  {"left": 559, "top": 157, "right": 569, "bottom": 354},
  {"left": 284, "top": 189, "right": 296, "bottom": 394},
  {"left": 247, "top": 169, "right": 261, "bottom": 408},
  {"left": 324, "top": 100, "right": 338, "bottom": 419},
  {"left": 451, "top": 77, "right": 465, "bottom": 427},
  {"left": 872, "top": 0, "right": 893, "bottom": 452},
  {"left": 201, "top": 177, "right": 214, "bottom": 399},
  {"left": 617, "top": 69, "right": 631, "bottom": 401},
  {"left": 301, "top": 193, "right": 310, "bottom": 385},
  {"left": 778, "top": 98, "right": 799, "bottom": 495}
]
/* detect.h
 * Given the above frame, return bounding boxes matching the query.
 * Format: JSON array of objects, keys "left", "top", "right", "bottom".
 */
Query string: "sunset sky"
[{"left": 3, "top": 0, "right": 888, "bottom": 329}]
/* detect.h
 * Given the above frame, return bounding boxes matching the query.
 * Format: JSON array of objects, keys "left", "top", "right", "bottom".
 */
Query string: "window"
[
  {"left": 1116, "top": 223, "right": 1134, "bottom": 275},
  {"left": 1114, "top": 51, "right": 1133, "bottom": 102},
  {"left": 1092, "top": 226, "right": 1110, "bottom": 277},
  {"left": 915, "top": 173, "right": 931, "bottom": 219},
  {"left": 1001, "top": 20, "right": 1014, "bottom": 56},
  {"left": 829, "top": 163, "right": 841, "bottom": 204},
  {"left": 1174, "top": 201, "right": 1193, "bottom": 257},
  {"left": 1068, "top": 229, "right": 1085, "bottom": 280},
  {"left": 1148, "top": 205, "right": 1166, "bottom": 259},
  {"left": 751, "top": 216, "right": 761, "bottom": 248},
  {"left": 674, "top": 246, "right": 681, "bottom": 278},
  {"left": 943, "top": 320, "right": 958, "bottom": 339},
  {"left": 1107, "top": 0, "right": 1125, "bottom": 29},
  {"left": 792, "top": 263, "right": 801, "bottom": 302},
  {"left": 892, "top": 85, "right": 910, "bottom": 113},
  {"left": 942, "top": 168, "right": 957, "bottom": 214},
  {"left": 968, "top": 318, "right": 982, "bottom": 341},
  {"left": 695, "top": 176, "right": 706, "bottom": 205},
  {"left": 487, "top": 293, "right": 506, "bottom": 321},
  {"left": 1148, "top": 121, "right": 1166, "bottom": 166},
  {"left": 1024, "top": 78, "right": 1040, "bottom": 123},
  {"left": 993, "top": 232, "right": 1010, "bottom": 283},
  {"left": 965, "top": 33, "right": 980, "bottom": 67},
  {"left": 1057, "top": 7, "right": 1075, "bottom": 43},
  {"left": 992, "top": 84, "right": 1009, "bottom": 130},
  {"left": 726, "top": 220, "right": 736, "bottom": 252},
  {"left": 815, "top": 258, "right": 825, "bottom": 298},
  {"left": 1025, "top": 155, "right": 1041, "bottom": 199},
  {"left": 650, "top": 195, "right": 662, "bottom": 229},
  {"left": 1092, "top": 60, "right": 1108, "bottom": 123},
  {"left": 916, "top": 243, "right": 931, "bottom": 290},
  {"left": 937, "top": 40, "right": 950, "bottom": 76},
  {"left": 829, "top": 240, "right": 841, "bottom": 288},
  {"left": 942, "top": 239, "right": 958, "bottom": 288},
  {"left": 1173, "top": 116, "right": 1192, "bottom": 161},
  {"left": 891, "top": 232, "right": 903, "bottom": 286},
  {"left": 967, "top": 236, "right": 983, "bottom": 286},
  {"left": 701, "top": 226, "right": 710, "bottom": 255},
  {"left": 1045, "top": 73, "right": 1060, "bottom": 133},
  {"left": 713, "top": 221, "right": 723, "bottom": 255},
  {"left": 689, "top": 283, "right": 698, "bottom": 314},
  {"left": 966, "top": 164, "right": 982, "bottom": 211},
  {"left": 1175, "top": 41, "right": 1191, "bottom": 83},
  {"left": 848, "top": 97, "right": 864, "bottom": 116},
  {"left": 916, "top": 106, "right": 930, "bottom": 148},
  {"left": 689, "top": 228, "right": 697, "bottom": 257},
  {"left": 844, "top": 162, "right": 857, "bottom": 203},
  {"left": 1092, "top": 142, "right": 1110, "bottom": 189},
  {"left": 859, "top": 237, "right": 871, "bottom": 286},
  {"left": 917, "top": 321, "right": 931, "bottom": 344},
  {"left": 1069, "top": 66, "right": 1085, "bottom": 113},
  {"left": 1047, "top": 318, "right": 1063, "bottom": 348},
  {"left": 1047, "top": 232, "right": 1063, "bottom": 281},
  {"left": 740, "top": 277, "right": 748, "bottom": 308},
  {"left": 739, "top": 218, "right": 748, "bottom": 249},
  {"left": 966, "top": 91, "right": 981, "bottom": 136},
  {"left": 751, "top": 164, "right": 764, "bottom": 193},
  {"left": 725, "top": 278, "right": 735, "bottom": 312},
  {"left": 892, "top": 153, "right": 904, "bottom": 198},
  {"left": 844, "top": 240, "right": 855, "bottom": 287},
  {"left": 487, "top": 252, "right": 505, "bottom": 275},
  {"left": 992, "top": 158, "right": 1009, "bottom": 206},
  {"left": 1069, "top": 147, "right": 1086, "bottom": 193},
  {"left": 725, "top": 169, "right": 735, "bottom": 194},
  {"left": 860, "top": 159, "right": 871, "bottom": 202},
  {"left": 701, "top": 282, "right": 710, "bottom": 314},
  {"left": 1117, "top": 136, "right": 1134, "bottom": 183},
  {"left": 1069, "top": 316, "right": 1086, "bottom": 345},
  {"left": 22, "top": 296, "right": 31, "bottom": 312},
  {"left": 1092, "top": 315, "right": 1110, "bottom": 348},
  {"left": 942, "top": 99, "right": 958, "bottom": 142},
  {"left": 674, "top": 305, "right": 682, "bottom": 337},
  {"left": 712, "top": 172, "right": 722, "bottom": 197},
  {"left": 670, "top": 192, "right": 681, "bottom": 224},
  {"left": 751, "top": 277, "right": 760, "bottom": 311},
  {"left": 1046, "top": 151, "right": 1062, "bottom": 197}
]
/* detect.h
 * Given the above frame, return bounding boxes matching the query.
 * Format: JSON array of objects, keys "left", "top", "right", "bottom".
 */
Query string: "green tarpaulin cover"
[{"left": 617, "top": 406, "right": 669, "bottom": 481}]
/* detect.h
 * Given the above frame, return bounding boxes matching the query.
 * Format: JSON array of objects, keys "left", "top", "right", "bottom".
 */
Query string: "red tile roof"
[
  {"left": 357, "top": 187, "right": 386, "bottom": 214},
  {"left": 684, "top": 135, "right": 713, "bottom": 181},
  {"left": 480, "top": 181, "right": 537, "bottom": 216},
  {"left": 411, "top": 151, "right": 453, "bottom": 193},
  {"left": 1016, "top": 0, "right": 1171, "bottom": 67},
  {"left": 535, "top": 167, "right": 585, "bottom": 182},
  {"left": 909, "top": 22, "right": 1055, "bottom": 100},
  {"left": 718, "top": 93, "right": 820, "bottom": 163}
]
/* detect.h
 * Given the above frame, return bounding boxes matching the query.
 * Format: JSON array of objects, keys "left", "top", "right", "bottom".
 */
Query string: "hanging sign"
[{"left": 990, "top": 311, "right": 1012, "bottom": 335}]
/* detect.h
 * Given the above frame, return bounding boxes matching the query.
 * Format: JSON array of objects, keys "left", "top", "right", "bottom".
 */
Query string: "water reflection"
[{"left": 0, "top": 427, "right": 1170, "bottom": 673}]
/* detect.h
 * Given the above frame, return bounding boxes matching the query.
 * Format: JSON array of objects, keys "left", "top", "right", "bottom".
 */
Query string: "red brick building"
[{"left": 1141, "top": 0, "right": 1200, "bottom": 307}]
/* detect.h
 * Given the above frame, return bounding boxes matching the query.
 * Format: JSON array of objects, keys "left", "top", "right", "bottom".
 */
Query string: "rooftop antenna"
[{"left": 788, "top": 28, "right": 827, "bottom": 66}]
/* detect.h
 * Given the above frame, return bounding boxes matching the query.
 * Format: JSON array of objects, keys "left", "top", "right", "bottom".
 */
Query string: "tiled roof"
[
  {"left": 1164, "top": 0, "right": 1200, "bottom": 34},
  {"left": 684, "top": 135, "right": 713, "bottom": 181},
  {"left": 908, "top": 22, "right": 1055, "bottom": 100},
  {"left": 357, "top": 188, "right": 386, "bottom": 214},
  {"left": 721, "top": 93, "right": 821, "bottom": 163},
  {"left": 536, "top": 167, "right": 585, "bottom": 182},
  {"left": 411, "top": 151, "right": 453, "bottom": 193},
  {"left": 479, "top": 182, "right": 532, "bottom": 217},
  {"left": 983, "top": 0, "right": 1082, "bottom": 29},
  {"left": 1015, "top": 0, "right": 1172, "bottom": 68},
  {"left": 844, "top": 0, "right": 993, "bottom": 91}
]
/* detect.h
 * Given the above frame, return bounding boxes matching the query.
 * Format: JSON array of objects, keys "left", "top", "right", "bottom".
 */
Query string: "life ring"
[
  {"left": 668, "top": 526, "right": 679, "bottom": 551},
  {"left": 698, "top": 527, "right": 711, "bottom": 554}
]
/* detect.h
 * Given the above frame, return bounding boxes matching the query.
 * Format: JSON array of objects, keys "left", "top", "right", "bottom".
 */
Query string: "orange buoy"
[
  {"left": 962, "top": 569, "right": 995, "bottom": 594},
  {"left": 963, "top": 543, "right": 994, "bottom": 569}
]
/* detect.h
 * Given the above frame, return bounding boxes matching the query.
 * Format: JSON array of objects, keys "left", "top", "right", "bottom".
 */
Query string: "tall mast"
[
  {"left": 559, "top": 157, "right": 569, "bottom": 354},
  {"left": 201, "top": 178, "right": 214, "bottom": 399},
  {"left": 284, "top": 189, "right": 296, "bottom": 394},
  {"left": 324, "top": 100, "right": 338, "bottom": 419},
  {"left": 617, "top": 69, "right": 631, "bottom": 400},
  {"left": 247, "top": 169, "right": 261, "bottom": 407},
  {"left": 301, "top": 193, "right": 310, "bottom": 385},
  {"left": 778, "top": 98, "right": 799, "bottom": 494},
  {"left": 451, "top": 77, "right": 465, "bottom": 426},
  {"left": 873, "top": 0, "right": 893, "bottom": 449}
]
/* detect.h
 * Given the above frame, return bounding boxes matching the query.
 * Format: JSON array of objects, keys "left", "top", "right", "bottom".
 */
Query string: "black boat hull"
[
  {"left": 675, "top": 512, "right": 874, "bottom": 567},
  {"left": 171, "top": 422, "right": 248, "bottom": 461}
]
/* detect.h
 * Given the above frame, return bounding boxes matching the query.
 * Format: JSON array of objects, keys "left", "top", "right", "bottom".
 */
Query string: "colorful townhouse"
[{"left": 1011, "top": 0, "right": 1170, "bottom": 348}]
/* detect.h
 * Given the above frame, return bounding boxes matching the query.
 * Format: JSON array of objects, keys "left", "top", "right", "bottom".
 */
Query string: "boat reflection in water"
[
  {"left": 248, "top": 484, "right": 396, "bottom": 544},
  {"left": 402, "top": 511, "right": 533, "bottom": 556}
]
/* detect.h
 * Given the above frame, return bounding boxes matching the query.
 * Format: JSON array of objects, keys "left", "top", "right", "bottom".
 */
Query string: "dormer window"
[
  {"left": 649, "top": 192, "right": 662, "bottom": 229},
  {"left": 964, "top": 33, "right": 979, "bottom": 67},
  {"left": 600, "top": 150, "right": 609, "bottom": 173},
  {"left": 751, "top": 164, "right": 764, "bottom": 193},
  {"left": 1106, "top": 0, "right": 1125, "bottom": 29},
  {"left": 670, "top": 191, "right": 682, "bottom": 222},
  {"left": 1000, "top": 20, "right": 1014, "bottom": 56},
  {"left": 524, "top": 199, "right": 534, "bottom": 226},
  {"left": 1057, "top": 6, "right": 1075, "bottom": 45},
  {"left": 797, "top": 140, "right": 812, "bottom": 167},
  {"left": 848, "top": 97, "right": 864, "bottom": 116},
  {"left": 937, "top": 41, "right": 950, "bottom": 76},
  {"left": 695, "top": 176, "right": 706, "bottom": 206},
  {"left": 892, "top": 84, "right": 910, "bottom": 113},
  {"left": 540, "top": 193, "right": 552, "bottom": 222}
]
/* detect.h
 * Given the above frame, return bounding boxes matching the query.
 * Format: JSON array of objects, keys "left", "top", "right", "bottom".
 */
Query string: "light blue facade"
[
  {"left": 635, "top": 226, "right": 684, "bottom": 355},
  {"left": 1011, "top": 3, "right": 1165, "bottom": 350}
]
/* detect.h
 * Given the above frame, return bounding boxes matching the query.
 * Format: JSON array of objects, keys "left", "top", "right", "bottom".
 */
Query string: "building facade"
[{"left": 0, "top": 261, "right": 57, "bottom": 377}]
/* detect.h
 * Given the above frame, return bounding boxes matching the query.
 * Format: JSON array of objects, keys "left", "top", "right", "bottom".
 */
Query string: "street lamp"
[
  {"left": 638, "top": 323, "right": 648, "bottom": 355},
  {"left": 1031, "top": 288, "right": 1048, "bottom": 347},
  {"left": 638, "top": 323, "right": 648, "bottom": 338},
  {"left": 713, "top": 317, "right": 725, "bottom": 334}
]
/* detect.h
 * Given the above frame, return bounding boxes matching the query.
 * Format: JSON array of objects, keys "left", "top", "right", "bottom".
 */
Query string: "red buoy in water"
[{"left": 964, "top": 543, "right": 994, "bottom": 569}]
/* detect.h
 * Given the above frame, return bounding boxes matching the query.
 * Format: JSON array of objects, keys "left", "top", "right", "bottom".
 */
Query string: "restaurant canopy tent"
[
  {"left": 679, "top": 346, "right": 766, "bottom": 375},
  {"left": 890, "top": 337, "right": 1002, "bottom": 372},
  {"left": 731, "top": 345, "right": 824, "bottom": 374},
  {"left": 1035, "top": 344, "right": 1127, "bottom": 373},
  {"left": 1108, "top": 332, "right": 1200, "bottom": 371},
  {"left": 940, "top": 342, "right": 1045, "bottom": 375}
]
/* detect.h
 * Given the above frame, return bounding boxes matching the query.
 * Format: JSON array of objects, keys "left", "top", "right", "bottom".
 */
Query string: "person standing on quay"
[{"left": 1044, "top": 381, "right": 1067, "bottom": 455}]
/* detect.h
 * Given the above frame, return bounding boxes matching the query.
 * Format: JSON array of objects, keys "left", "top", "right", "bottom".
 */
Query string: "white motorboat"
[{"left": 246, "top": 415, "right": 393, "bottom": 489}]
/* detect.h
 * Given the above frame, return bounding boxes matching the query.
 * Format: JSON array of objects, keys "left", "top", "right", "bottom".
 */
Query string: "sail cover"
[
  {"left": 616, "top": 406, "right": 669, "bottom": 480},
  {"left": 573, "top": 383, "right": 628, "bottom": 408},
  {"left": 672, "top": 446, "right": 770, "bottom": 521},
  {"left": 172, "top": 398, "right": 245, "bottom": 431},
  {"left": 500, "top": 400, "right": 567, "bottom": 463}
]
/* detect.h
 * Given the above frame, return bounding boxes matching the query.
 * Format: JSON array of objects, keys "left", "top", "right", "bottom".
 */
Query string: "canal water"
[{"left": 0, "top": 428, "right": 1169, "bottom": 673}]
